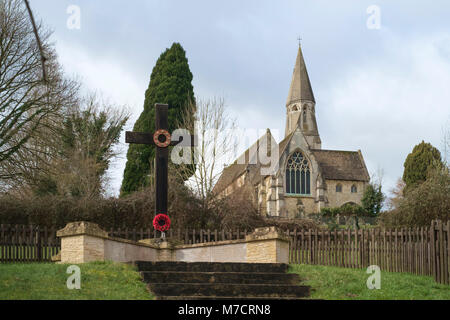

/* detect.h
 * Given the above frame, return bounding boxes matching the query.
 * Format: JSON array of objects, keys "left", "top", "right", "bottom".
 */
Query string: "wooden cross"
[{"left": 125, "top": 103, "right": 195, "bottom": 218}]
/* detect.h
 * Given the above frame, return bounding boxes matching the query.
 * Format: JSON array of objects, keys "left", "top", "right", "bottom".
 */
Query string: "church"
[{"left": 213, "top": 46, "right": 370, "bottom": 218}]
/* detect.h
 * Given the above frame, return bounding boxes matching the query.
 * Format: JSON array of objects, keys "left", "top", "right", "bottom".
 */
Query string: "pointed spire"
[{"left": 286, "top": 45, "right": 315, "bottom": 106}]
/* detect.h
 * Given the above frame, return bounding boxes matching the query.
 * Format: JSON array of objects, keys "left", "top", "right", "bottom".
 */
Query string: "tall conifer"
[{"left": 121, "top": 43, "right": 195, "bottom": 196}]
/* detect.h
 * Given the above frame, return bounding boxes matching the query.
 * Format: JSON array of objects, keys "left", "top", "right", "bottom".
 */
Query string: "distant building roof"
[
  {"left": 213, "top": 163, "right": 248, "bottom": 194},
  {"left": 311, "top": 149, "right": 370, "bottom": 182}
]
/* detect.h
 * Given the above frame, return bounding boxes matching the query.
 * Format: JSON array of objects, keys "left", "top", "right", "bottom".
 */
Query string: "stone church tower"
[{"left": 214, "top": 45, "right": 370, "bottom": 218}]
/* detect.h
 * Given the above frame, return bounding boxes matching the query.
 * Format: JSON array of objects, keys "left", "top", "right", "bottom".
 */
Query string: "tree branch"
[{"left": 22, "top": 0, "right": 47, "bottom": 82}]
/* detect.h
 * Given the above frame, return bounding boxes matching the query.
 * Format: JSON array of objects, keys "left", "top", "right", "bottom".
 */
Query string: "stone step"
[
  {"left": 141, "top": 271, "right": 300, "bottom": 285},
  {"left": 134, "top": 261, "right": 289, "bottom": 273},
  {"left": 147, "top": 283, "right": 310, "bottom": 298}
]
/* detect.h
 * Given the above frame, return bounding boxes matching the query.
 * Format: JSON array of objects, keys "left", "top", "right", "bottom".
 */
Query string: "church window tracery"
[{"left": 286, "top": 151, "right": 311, "bottom": 195}]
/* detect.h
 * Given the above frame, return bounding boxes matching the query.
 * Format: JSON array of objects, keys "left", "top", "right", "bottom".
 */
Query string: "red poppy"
[{"left": 153, "top": 214, "right": 171, "bottom": 232}]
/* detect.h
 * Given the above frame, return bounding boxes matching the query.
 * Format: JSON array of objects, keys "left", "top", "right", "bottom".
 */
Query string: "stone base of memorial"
[{"left": 55, "top": 222, "right": 290, "bottom": 264}]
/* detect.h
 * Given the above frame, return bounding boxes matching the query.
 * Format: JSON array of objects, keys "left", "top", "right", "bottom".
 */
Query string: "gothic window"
[
  {"left": 285, "top": 151, "right": 311, "bottom": 195},
  {"left": 292, "top": 105, "right": 298, "bottom": 111},
  {"left": 351, "top": 184, "right": 357, "bottom": 193},
  {"left": 336, "top": 184, "right": 342, "bottom": 193}
]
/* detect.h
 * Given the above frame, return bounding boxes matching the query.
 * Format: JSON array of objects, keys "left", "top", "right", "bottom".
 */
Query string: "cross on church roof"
[{"left": 297, "top": 36, "right": 302, "bottom": 46}]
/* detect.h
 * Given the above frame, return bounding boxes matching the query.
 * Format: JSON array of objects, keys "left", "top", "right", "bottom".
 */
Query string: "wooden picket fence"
[
  {"left": 287, "top": 220, "right": 450, "bottom": 285},
  {"left": 108, "top": 227, "right": 249, "bottom": 244},
  {"left": 1, "top": 220, "right": 448, "bottom": 285},
  {"left": 0, "top": 225, "right": 60, "bottom": 263}
]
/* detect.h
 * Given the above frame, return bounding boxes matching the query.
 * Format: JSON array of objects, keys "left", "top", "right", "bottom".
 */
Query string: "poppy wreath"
[
  {"left": 153, "top": 129, "right": 171, "bottom": 148},
  {"left": 153, "top": 214, "right": 171, "bottom": 232}
]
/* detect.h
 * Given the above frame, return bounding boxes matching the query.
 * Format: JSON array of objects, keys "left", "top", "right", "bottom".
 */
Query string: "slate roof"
[
  {"left": 311, "top": 149, "right": 370, "bottom": 182},
  {"left": 213, "top": 163, "right": 248, "bottom": 194}
]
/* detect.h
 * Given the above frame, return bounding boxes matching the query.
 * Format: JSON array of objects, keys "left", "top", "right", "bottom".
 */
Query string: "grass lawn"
[
  {"left": 290, "top": 264, "right": 450, "bottom": 300},
  {"left": 0, "top": 261, "right": 152, "bottom": 300}
]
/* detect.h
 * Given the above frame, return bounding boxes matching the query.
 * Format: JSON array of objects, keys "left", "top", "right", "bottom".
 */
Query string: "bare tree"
[
  {"left": 386, "top": 178, "right": 406, "bottom": 211},
  {"left": 171, "top": 98, "right": 237, "bottom": 202},
  {"left": 2, "top": 93, "right": 129, "bottom": 198},
  {"left": 0, "top": 0, "right": 76, "bottom": 164}
]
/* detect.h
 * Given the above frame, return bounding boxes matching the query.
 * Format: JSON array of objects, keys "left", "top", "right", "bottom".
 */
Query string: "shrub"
[
  {"left": 379, "top": 166, "right": 450, "bottom": 228},
  {"left": 0, "top": 175, "right": 201, "bottom": 229},
  {"left": 0, "top": 176, "right": 284, "bottom": 231},
  {"left": 361, "top": 183, "right": 384, "bottom": 216},
  {"left": 320, "top": 203, "right": 366, "bottom": 217},
  {"left": 402, "top": 141, "right": 442, "bottom": 192}
]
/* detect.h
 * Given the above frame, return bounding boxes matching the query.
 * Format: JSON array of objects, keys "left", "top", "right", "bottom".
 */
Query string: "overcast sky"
[{"left": 31, "top": 0, "right": 450, "bottom": 197}]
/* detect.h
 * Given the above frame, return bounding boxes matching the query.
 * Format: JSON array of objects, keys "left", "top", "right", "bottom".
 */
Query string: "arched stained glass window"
[{"left": 285, "top": 151, "right": 311, "bottom": 195}]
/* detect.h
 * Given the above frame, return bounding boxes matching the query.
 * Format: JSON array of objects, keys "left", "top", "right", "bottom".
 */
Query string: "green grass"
[
  {"left": 289, "top": 264, "right": 450, "bottom": 300},
  {"left": 0, "top": 261, "right": 153, "bottom": 300}
]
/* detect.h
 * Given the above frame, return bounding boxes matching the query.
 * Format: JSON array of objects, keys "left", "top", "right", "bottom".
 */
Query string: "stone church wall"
[
  {"left": 284, "top": 196, "right": 316, "bottom": 218},
  {"left": 325, "top": 180, "right": 366, "bottom": 208}
]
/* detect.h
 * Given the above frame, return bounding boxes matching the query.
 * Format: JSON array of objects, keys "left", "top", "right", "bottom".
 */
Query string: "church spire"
[
  {"left": 286, "top": 45, "right": 315, "bottom": 106},
  {"left": 284, "top": 44, "right": 321, "bottom": 148}
]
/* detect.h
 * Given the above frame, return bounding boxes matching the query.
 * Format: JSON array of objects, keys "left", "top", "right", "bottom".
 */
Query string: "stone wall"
[
  {"left": 175, "top": 241, "right": 247, "bottom": 263},
  {"left": 56, "top": 222, "right": 289, "bottom": 264},
  {"left": 284, "top": 196, "right": 316, "bottom": 218},
  {"left": 325, "top": 179, "right": 366, "bottom": 208},
  {"left": 104, "top": 238, "right": 158, "bottom": 262}
]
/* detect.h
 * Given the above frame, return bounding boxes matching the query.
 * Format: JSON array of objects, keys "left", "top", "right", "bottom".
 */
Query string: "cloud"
[{"left": 319, "top": 32, "right": 450, "bottom": 194}]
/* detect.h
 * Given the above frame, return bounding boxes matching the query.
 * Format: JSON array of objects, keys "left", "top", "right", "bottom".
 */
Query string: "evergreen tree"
[
  {"left": 121, "top": 43, "right": 195, "bottom": 196},
  {"left": 361, "top": 183, "right": 384, "bottom": 216},
  {"left": 402, "top": 141, "right": 442, "bottom": 191}
]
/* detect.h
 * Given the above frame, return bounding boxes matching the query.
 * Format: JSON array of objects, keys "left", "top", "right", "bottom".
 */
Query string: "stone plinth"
[
  {"left": 245, "top": 227, "right": 290, "bottom": 264},
  {"left": 56, "top": 221, "right": 108, "bottom": 263}
]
